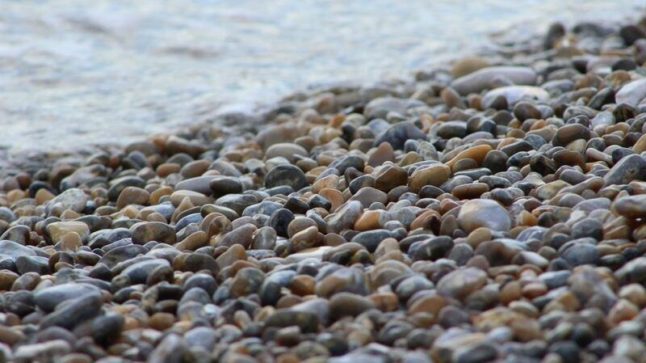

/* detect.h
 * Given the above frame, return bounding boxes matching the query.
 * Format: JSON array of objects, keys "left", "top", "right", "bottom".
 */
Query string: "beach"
[{"left": 1, "top": 5, "right": 646, "bottom": 363}]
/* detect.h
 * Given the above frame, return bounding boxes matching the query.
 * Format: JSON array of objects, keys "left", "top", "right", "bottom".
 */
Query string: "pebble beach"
[{"left": 2, "top": 12, "right": 646, "bottom": 363}]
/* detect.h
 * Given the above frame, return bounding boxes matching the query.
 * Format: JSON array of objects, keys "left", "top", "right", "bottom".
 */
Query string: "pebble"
[
  {"left": 451, "top": 66, "right": 537, "bottom": 95},
  {"left": 457, "top": 199, "right": 511, "bottom": 233}
]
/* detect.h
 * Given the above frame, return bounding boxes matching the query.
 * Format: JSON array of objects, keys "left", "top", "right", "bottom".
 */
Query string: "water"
[{"left": 1, "top": 0, "right": 643, "bottom": 153}]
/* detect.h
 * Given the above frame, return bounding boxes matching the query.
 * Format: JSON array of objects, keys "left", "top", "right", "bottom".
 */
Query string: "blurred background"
[{"left": 0, "top": 0, "right": 643, "bottom": 153}]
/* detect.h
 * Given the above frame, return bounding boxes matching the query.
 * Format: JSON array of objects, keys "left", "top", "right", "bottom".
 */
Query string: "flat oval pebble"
[{"left": 457, "top": 199, "right": 511, "bottom": 232}]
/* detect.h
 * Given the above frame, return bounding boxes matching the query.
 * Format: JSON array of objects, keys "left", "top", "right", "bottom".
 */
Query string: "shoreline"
[
  {"left": 3, "top": 10, "right": 640, "bottom": 170},
  {"left": 1, "top": 12, "right": 646, "bottom": 363}
]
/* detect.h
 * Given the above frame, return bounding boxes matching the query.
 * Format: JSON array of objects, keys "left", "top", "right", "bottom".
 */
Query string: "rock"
[
  {"left": 457, "top": 199, "right": 511, "bottom": 233},
  {"left": 604, "top": 154, "right": 646, "bottom": 186},
  {"left": 34, "top": 283, "right": 101, "bottom": 312},
  {"left": 176, "top": 176, "right": 220, "bottom": 195},
  {"left": 482, "top": 86, "right": 549, "bottom": 108},
  {"left": 437, "top": 268, "right": 487, "bottom": 300},
  {"left": 616, "top": 78, "right": 646, "bottom": 107},
  {"left": 364, "top": 97, "right": 424, "bottom": 120},
  {"left": 552, "top": 123, "right": 591, "bottom": 146},
  {"left": 374, "top": 122, "right": 428, "bottom": 150},
  {"left": 0, "top": 240, "right": 36, "bottom": 262},
  {"left": 451, "top": 57, "right": 490, "bottom": 77},
  {"left": 209, "top": 176, "right": 244, "bottom": 196},
  {"left": 47, "top": 221, "right": 90, "bottom": 243},
  {"left": 613, "top": 195, "right": 646, "bottom": 219},
  {"left": 131, "top": 222, "right": 176, "bottom": 244},
  {"left": 329, "top": 292, "right": 375, "bottom": 321},
  {"left": 409, "top": 164, "right": 451, "bottom": 192},
  {"left": 350, "top": 187, "right": 387, "bottom": 208},
  {"left": 46, "top": 188, "right": 88, "bottom": 213},
  {"left": 115, "top": 186, "right": 150, "bottom": 208},
  {"left": 265, "top": 143, "right": 308, "bottom": 163},
  {"left": 561, "top": 242, "right": 599, "bottom": 267},
  {"left": 148, "top": 334, "right": 188, "bottom": 363},
  {"left": 265, "top": 310, "right": 320, "bottom": 333},
  {"left": 40, "top": 294, "right": 102, "bottom": 330},
  {"left": 451, "top": 66, "right": 537, "bottom": 95},
  {"left": 327, "top": 201, "right": 364, "bottom": 233},
  {"left": 265, "top": 164, "right": 308, "bottom": 190}
]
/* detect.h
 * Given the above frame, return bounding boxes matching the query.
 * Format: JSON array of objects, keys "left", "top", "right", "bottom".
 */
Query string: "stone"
[
  {"left": 131, "top": 222, "right": 176, "bottom": 244},
  {"left": 451, "top": 66, "right": 537, "bottom": 95},
  {"left": 265, "top": 165, "right": 308, "bottom": 191},
  {"left": 265, "top": 143, "right": 308, "bottom": 163},
  {"left": 34, "top": 283, "right": 101, "bottom": 312},
  {"left": 482, "top": 86, "right": 549, "bottom": 108},
  {"left": 615, "top": 78, "right": 646, "bottom": 107},
  {"left": 374, "top": 122, "right": 428, "bottom": 150},
  {"left": 457, "top": 199, "right": 511, "bottom": 233},
  {"left": 408, "top": 164, "right": 451, "bottom": 192},
  {"left": 437, "top": 267, "right": 488, "bottom": 300},
  {"left": 604, "top": 155, "right": 646, "bottom": 186},
  {"left": 47, "top": 221, "right": 90, "bottom": 243},
  {"left": 613, "top": 195, "right": 646, "bottom": 219},
  {"left": 116, "top": 186, "right": 150, "bottom": 208},
  {"left": 40, "top": 294, "right": 102, "bottom": 330},
  {"left": 46, "top": 188, "right": 88, "bottom": 213}
]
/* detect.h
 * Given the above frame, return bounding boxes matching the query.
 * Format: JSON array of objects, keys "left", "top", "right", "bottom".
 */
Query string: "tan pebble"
[
  {"left": 123, "top": 317, "right": 140, "bottom": 331},
  {"left": 319, "top": 188, "right": 344, "bottom": 212},
  {"left": 120, "top": 205, "right": 139, "bottom": 219},
  {"left": 116, "top": 186, "right": 150, "bottom": 209},
  {"left": 277, "top": 353, "right": 300, "bottom": 363},
  {"left": 452, "top": 183, "right": 489, "bottom": 199},
  {"left": 149, "top": 312, "right": 175, "bottom": 331},
  {"left": 47, "top": 221, "right": 90, "bottom": 243},
  {"left": 408, "top": 164, "right": 451, "bottom": 193},
  {"left": 373, "top": 238, "right": 400, "bottom": 259},
  {"left": 276, "top": 295, "right": 303, "bottom": 309},
  {"left": 312, "top": 175, "right": 339, "bottom": 193},
  {"left": 500, "top": 281, "right": 522, "bottom": 304},
  {"left": 150, "top": 186, "right": 173, "bottom": 204},
  {"left": 608, "top": 299, "right": 639, "bottom": 325},
  {"left": 354, "top": 210, "right": 383, "bottom": 231},
  {"left": 619, "top": 284, "right": 646, "bottom": 308},
  {"left": 291, "top": 226, "right": 323, "bottom": 252},
  {"left": 374, "top": 164, "right": 408, "bottom": 191},
  {"left": 446, "top": 144, "right": 492, "bottom": 171},
  {"left": 171, "top": 197, "right": 195, "bottom": 223},
  {"left": 410, "top": 209, "right": 441, "bottom": 231},
  {"left": 6, "top": 190, "right": 26, "bottom": 204},
  {"left": 399, "top": 151, "right": 423, "bottom": 166},
  {"left": 323, "top": 233, "right": 345, "bottom": 246},
  {"left": 60, "top": 232, "right": 82, "bottom": 252},
  {"left": 408, "top": 293, "right": 447, "bottom": 316},
  {"left": 0, "top": 270, "right": 18, "bottom": 291},
  {"left": 146, "top": 212, "right": 167, "bottom": 223},
  {"left": 0, "top": 325, "right": 26, "bottom": 345},
  {"left": 466, "top": 227, "right": 492, "bottom": 248},
  {"left": 156, "top": 163, "right": 181, "bottom": 177},
  {"left": 290, "top": 275, "right": 315, "bottom": 296},
  {"left": 368, "top": 142, "right": 395, "bottom": 167},
  {"left": 176, "top": 231, "right": 209, "bottom": 251},
  {"left": 544, "top": 291, "right": 580, "bottom": 312},
  {"left": 451, "top": 56, "right": 490, "bottom": 77},
  {"left": 287, "top": 217, "right": 317, "bottom": 238},
  {"left": 522, "top": 282, "right": 548, "bottom": 299},
  {"left": 170, "top": 190, "right": 211, "bottom": 207},
  {"left": 370, "top": 292, "right": 399, "bottom": 312},
  {"left": 35, "top": 188, "right": 55, "bottom": 205}
]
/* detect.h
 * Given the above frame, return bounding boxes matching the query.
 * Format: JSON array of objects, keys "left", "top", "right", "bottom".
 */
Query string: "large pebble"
[{"left": 457, "top": 199, "right": 511, "bottom": 233}]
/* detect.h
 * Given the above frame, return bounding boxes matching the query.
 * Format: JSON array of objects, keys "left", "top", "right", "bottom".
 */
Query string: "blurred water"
[{"left": 0, "top": 0, "right": 643, "bottom": 152}]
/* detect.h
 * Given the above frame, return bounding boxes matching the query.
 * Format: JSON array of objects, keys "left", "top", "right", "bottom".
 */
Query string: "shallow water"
[{"left": 0, "top": 0, "right": 643, "bottom": 153}]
